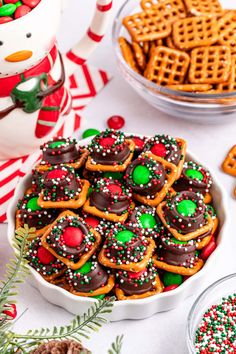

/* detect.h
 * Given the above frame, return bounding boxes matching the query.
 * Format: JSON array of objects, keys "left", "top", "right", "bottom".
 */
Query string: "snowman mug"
[{"left": 0, "top": 0, "right": 112, "bottom": 160}]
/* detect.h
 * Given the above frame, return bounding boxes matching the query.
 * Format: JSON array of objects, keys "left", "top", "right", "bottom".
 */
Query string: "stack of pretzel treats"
[
  {"left": 15, "top": 130, "right": 219, "bottom": 300},
  {"left": 119, "top": 0, "right": 236, "bottom": 94}
]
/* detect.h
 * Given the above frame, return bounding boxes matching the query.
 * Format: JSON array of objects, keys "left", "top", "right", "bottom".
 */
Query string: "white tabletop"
[{"left": 1, "top": 1, "right": 236, "bottom": 353}]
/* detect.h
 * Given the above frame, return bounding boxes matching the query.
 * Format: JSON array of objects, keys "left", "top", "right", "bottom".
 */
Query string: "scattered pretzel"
[
  {"left": 86, "top": 140, "right": 135, "bottom": 172},
  {"left": 98, "top": 238, "right": 156, "bottom": 272},
  {"left": 222, "top": 145, "right": 236, "bottom": 177},
  {"left": 70, "top": 275, "right": 115, "bottom": 297},
  {"left": 132, "top": 152, "right": 178, "bottom": 207},
  {"left": 41, "top": 210, "right": 102, "bottom": 270},
  {"left": 115, "top": 274, "right": 164, "bottom": 300},
  {"left": 119, "top": 37, "right": 140, "bottom": 73},
  {"left": 157, "top": 201, "right": 214, "bottom": 241},
  {"left": 183, "top": 0, "right": 223, "bottom": 16},
  {"left": 132, "top": 41, "right": 147, "bottom": 71},
  {"left": 38, "top": 179, "right": 90, "bottom": 209},
  {"left": 153, "top": 255, "right": 204, "bottom": 276}
]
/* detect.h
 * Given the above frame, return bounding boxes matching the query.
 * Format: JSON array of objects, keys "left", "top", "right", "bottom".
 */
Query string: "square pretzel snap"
[
  {"left": 218, "top": 12, "right": 236, "bottom": 54},
  {"left": 216, "top": 55, "right": 236, "bottom": 93},
  {"left": 144, "top": 46, "right": 190, "bottom": 85},
  {"left": 183, "top": 0, "right": 223, "bottom": 16},
  {"left": 222, "top": 145, "right": 236, "bottom": 177},
  {"left": 122, "top": 11, "right": 171, "bottom": 43},
  {"left": 141, "top": 0, "right": 187, "bottom": 23},
  {"left": 172, "top": 16, "right": 219, "bottom": 51},
  {"left": 188, "top": 46, "right": 231, "bottom": 84}
]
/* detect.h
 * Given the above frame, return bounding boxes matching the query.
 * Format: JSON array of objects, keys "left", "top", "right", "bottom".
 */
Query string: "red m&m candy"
[
  {"left": 200, "top": 236, "right": 216, "bottom": 261},
  {"left": 63, "top": 227, "right": 84, "bottom": 247},
  {"left": 22, "top": 0, "right": 41, "bottom": 8},
  {"left": 99, "top": 137, "right": 115, "bottom": 147},
  {"left": 127, "top": 269, "right": 146, "bottom": 279},
  {"left": 151, "top": 143, "right": 167, "bottom": 157},
  {"left": 37, "top": 246, "right": 55, "bottom": 265},
  {"left": 14, "top": 5, "right": 31, "bottom": 19},
  {"left": 0, "top": 16, "right": 13, "bottom": 24},
  {"left": 47, "top": 169, "right": 67, "bottom": 180},
  {"left": 84, "top": 216, "right": 100, "bottom": 229},
  {"left": 3, "top": 304, "right": 17, "bottom": 320},
  {"left": 107, "top": 183, "right": 122, "bottom": 194},
  {"left": 163, "top": 284, "right": 179, "bottom": 292},
  {"left": 107, "top": 115, "right": 125, "bottom": 130},
  {"left": 4, "top": 0, "right": 19, "bottom": 4}
]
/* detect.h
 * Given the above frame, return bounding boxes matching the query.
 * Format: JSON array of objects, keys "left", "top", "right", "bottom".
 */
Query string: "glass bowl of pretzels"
[
  {"left": 7, "top": 131, "right": 228, "bottom": 321},
  {"left": 113, "top": 0, "right": 236, "bottom": 124}
]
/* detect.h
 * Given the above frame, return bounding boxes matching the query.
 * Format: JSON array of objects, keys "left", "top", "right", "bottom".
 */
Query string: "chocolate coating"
[
  {"left": 125, "top": 157, "right": 166, "bottom": 196},
  {"left": 31, "top": 169, "right": 43, "bottom": 194},
  {"left": 17, "top": 193, "right": 56, "bottom": 229},
  {"left": 40, "top": 138, "right": 80, "bottom": 165},
  {"left": 66, "top": 261, "right": 109, "bottom": 292},
  {"left": 115, "top": 262, "right": 157, "bottom": 295},
  {"left": 164, "top": 191, "right": 207, "bottom": 234},
  {"left": 159, "top": 235, "right": 197, "bottom": 267},
  {"left": 90, "top": 178, "right": 132, "bottom": 216},
  {"left": 88, "top": 129, "right": 131, "bottom": 165},
  {"left": 144, "top": 134, "right": 181, "bottom": 165},
  {"left": 40, "top": 166, "right": 82, "bottom": 202},
  {"left": 174, "top": 161, "right": 212, "bottom": 196}
]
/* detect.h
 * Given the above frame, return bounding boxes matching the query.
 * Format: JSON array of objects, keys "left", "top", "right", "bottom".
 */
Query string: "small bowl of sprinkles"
[{"left": 187, "top": 273, "right": 236, "bottom": 353}]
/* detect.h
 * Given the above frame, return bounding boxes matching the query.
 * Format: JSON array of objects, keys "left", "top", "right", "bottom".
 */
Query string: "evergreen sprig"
[{"left": 0, "top": 225, "right": 123, "bottom": 354}]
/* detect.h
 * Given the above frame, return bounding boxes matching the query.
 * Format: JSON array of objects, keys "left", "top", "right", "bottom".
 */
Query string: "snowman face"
[{"left": 0, "top": 0, "right": 62, "bottom": 78}]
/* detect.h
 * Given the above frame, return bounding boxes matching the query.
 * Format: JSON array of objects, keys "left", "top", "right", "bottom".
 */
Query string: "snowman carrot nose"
[{"left": 5, "top": 50, "right": 33, "bottom": 62}]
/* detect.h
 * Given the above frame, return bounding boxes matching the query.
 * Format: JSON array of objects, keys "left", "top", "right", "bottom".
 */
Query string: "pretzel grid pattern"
[
  {"left": 222, "top": 145, "right": 236, "bottom": 177},
  {"left": 183, "top": 0, "right": 223, "bottom": 16},
  {"left": 188, "top": 46, "right": 231, "bottom": 84},
  {"left": 172, "top": 16, "right": 219, "bottom": 51},
  {"left": 141, "top": 0, "right": 187, "bottom": 23},
  {"left": 218, "top": 12, "right": 236, "bottom": 54},
  {"left": 122, "top": 11, "right": 171, "bottom": 42},
  {"left": 144, "top": 46, "right": 190, "bottom": 85},
  {"left": 217, "top": 55, "right": 236, "bottom": 92}
]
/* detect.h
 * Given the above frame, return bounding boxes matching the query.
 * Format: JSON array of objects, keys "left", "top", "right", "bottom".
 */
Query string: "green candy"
[
  {"left": 26, "top": 197, "right": 42, "bottom": 211},
  {"left": 49, "top": 141, "right": 65, "bottom": 149},
  {"left": 76, "top": 261, "right": 92, "bottom": 275},
  {"left": 177, "top": 200, "right": 197, "bottom": 217},
  {"left": 186, "top": 168, "right": 204, "bottom": 181},
  {"left": 92, "top": 294, "right": 105, "bottom": 300},
  {"left": 82, "top": 128, "right": 100, "bottom": 139},
  {"left": 132, "top": 165, "right": 150, "bottom": 185},
  {"left": 0, "top": 4, "right": 16, "bottom": 17},
  {"left": 103, "top": 171, "right": 123, "bottom": 180},
  {"left": 15, "top": 1, "right": 22, "bottom": 8},
  {"left": 115, "top": 230, "right": 134, "bottom": 243},
  {"left": 171, "top": 238, "right": 189, "bottom": 245},
  {"left": 139, "top": 213, "right": 156, "bottom": 229},
  {"left": 162, "top": 271, "right": 183, "bottom": 287},
  {"left": 87, "top": 187, "right": 93, "bottom": 198}
]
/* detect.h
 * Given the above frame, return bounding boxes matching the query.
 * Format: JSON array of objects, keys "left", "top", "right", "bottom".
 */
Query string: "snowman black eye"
[
  {"left": 0, "top": 41, "right": 3, "bottom": 46},
  {"left": 26, "top": 33, "right": 32, "bottom": 38}
]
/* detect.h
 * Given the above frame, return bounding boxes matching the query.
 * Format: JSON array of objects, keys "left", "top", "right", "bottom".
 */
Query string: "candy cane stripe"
[
  {"left": 97, "top": 2, "right": 112, "bottom": 12},
  {"left": 66, "top": 51, "right": 86, "bottom": 65},
  {"left": 87, "top": 28, "right": 104, "bottom": 43}
]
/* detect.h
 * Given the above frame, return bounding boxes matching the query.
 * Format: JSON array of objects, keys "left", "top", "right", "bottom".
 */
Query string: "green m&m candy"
[
  {"left": 49, "top": 141, "right": 65, "bottom": 149},
  {"left": 177, "top": 200, "right": 197, "bottom": 217},
  {"left": 76, "top": 261, "right": 92, "bottom": 275},
  {"left": 115, "top": 230, "right": 134, "bottom": 243},
  {"left": 87, "top": 187, "right": 93, "bottom": 198},
  {"left": 185, "top": 169, "right": 204, "bottom": 181},
  {"left": 139, "top": 213, "right": 157, "bottom": 229},
  {"left": 103, "top": 171, "right": 123, "bottom": 180},
  {"left": 162, "top": 271, "right": 183, "bottom": 287},
  {"left": 15, "top": 1, "right": 23, "bottom": 9},
  {"left": 0, "top": 4, "right": 16, "bottom": 17},
  {"left": 26, "top": 197, "right": 42, "bottom": 211},
  {"left": 92, "top": 294, "right": 105, "bottom": 300},
  {"left": 132, "top": 165, "right": 150, "bottom": 185},
  {"left": 82, "top": 128, "right": 100, "bottom": 139},
  {"left": 171, "top": 238, "right": 188, "bottom": 245}
]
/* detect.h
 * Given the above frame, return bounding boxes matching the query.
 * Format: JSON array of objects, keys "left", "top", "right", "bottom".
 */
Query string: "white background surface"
[{"left": 1, "top": 1, "right": 236, "bottom": 353}]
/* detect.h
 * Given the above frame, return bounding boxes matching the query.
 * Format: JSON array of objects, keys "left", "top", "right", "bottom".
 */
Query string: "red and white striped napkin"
[{"left": 0, "top": 64, "right": 111, "bottom": 223}]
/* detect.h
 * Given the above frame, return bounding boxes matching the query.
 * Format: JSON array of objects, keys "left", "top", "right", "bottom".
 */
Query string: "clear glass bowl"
[
  {"left": 112, "top": 0, "right": 236, "bottom": 124},
  {"left": 186, "top": 273, "right": 236, "bottom": 353}
]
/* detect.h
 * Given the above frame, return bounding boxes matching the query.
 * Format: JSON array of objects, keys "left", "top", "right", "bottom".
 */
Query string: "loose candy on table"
[
  {"left": 107, "top": 115, "right": 125, "bottom": 130},
  {"left": 82, "top": 128, "right": 100, "bottom": 139},
  {"left": 3, "top": 303, "right": 17, "bottom": 319}
]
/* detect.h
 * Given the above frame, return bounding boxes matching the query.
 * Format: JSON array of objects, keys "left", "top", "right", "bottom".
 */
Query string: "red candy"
[
  {"left": 47, "top": 169, "right": 67, "bottom": 180},
  {"left": 200, "top": 236, "right": 217, "bottom": 261},
  {"left": 22, "top": 0, "right": 41, "bottom": 8},
  {"left": 99, "top": 137, "right": 115, "bottom": 147},
  {"left": 3, "top": 304, "right": 17, "bottom": 320},
  {"left": 37, "top": 246, "right": 55, "bottom": 265},
  {"left": 163, "top": 284, "right": 179, "bottom": 292},
  {"left": 63, "top": 227, "right": 84, "bottom": 247},
  {"left": 132, "top": 137, "right": 145, "bottom": 149},
  {"left": 84, "top": 216, "right": 100, "bottom": 229},
  {"left": 4, "top": 0, "right": 19, "bottom": 3},
  {"left": 127, "top": 269, "right": 146, "bottom": 279},
  {"left": 14, "top": 5, "right": 31, "bottom": 19},
  {"left": 0, "top": 17, "right": 13, "bottom": 24},
  {"left": 107, "top": 183, "right": 122, "bottom": 194},
  {"left": 151, "top": 143, "right": 167, "bottom": 157},
  {"left": 107, "top": 115, "right": 125, "bottom": 130}
]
